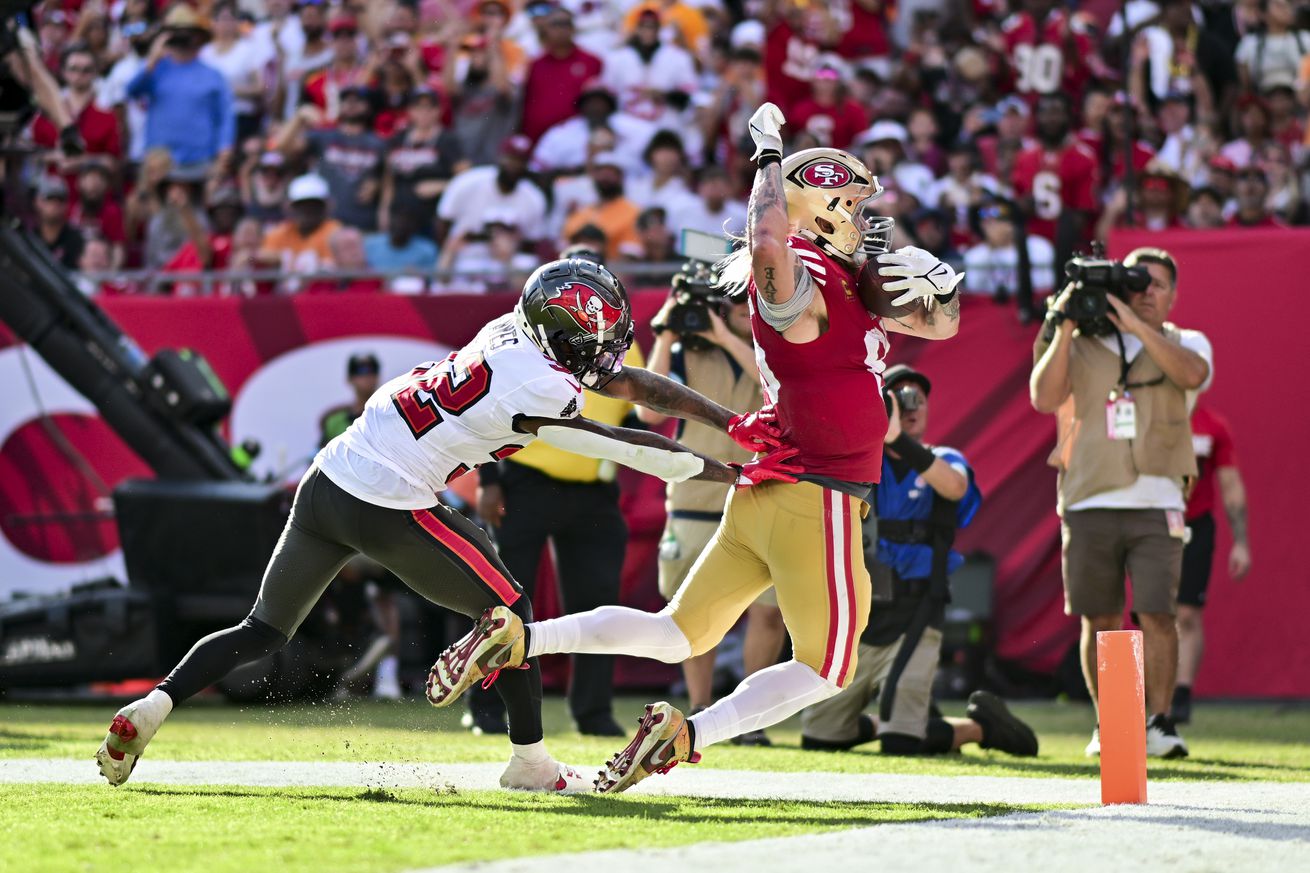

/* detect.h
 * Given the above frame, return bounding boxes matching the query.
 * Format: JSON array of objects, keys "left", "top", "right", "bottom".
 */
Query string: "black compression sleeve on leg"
[
  {"left": 496, "top": 594, "right": 544, "bottom": 744},
  {"left": 922, "top": 717, "right": 955, "bottom": 754},
  {"left": 157, "top": 614, "right": 288, "bottom": 704},
  {"left": 878, "top": 732, "right": 926, "bottom": 756}
]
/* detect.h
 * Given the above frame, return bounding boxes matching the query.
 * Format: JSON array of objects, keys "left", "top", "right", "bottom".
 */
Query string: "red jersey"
[
  {"left": 747, "top": 236, "right": 891, "bottom": 484},
  {"left": 764, "top": 20, "right": 820, "bottom": 116},
  {"left": 1186, "top": 406, "right": 1237, "bottom": 521},
  {"left": 1012, "top": 139, "right": 1099, "bottom": 241},
  {"left": 790, "top": 98, "right": 870, "bottom": 151},
  {"left": 1001, "top": 10, "right": 1097, "bottom": 106},
  {"left": 1076, "top": 130, "right": 1155, "bottom": 185},
  {"left": 69, "top": 199, "right": 125, "bottom": 245},
  {"left": 832, "top": 0, "right": 894, "bottom": 60},
  {"left": 520, "top": 47, "right": 604, "bottom": 143}
]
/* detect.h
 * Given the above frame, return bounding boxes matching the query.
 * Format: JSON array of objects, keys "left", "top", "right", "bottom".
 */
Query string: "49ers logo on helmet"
[
  {"left": 544, "top": 282, "right": 625, "bottom": 335},
  {"left": 799, "top": 161, "right": 853, "bottom": 188}
]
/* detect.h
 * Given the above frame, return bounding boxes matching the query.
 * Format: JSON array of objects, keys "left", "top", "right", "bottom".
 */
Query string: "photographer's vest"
[
  {"left": 1049, "top": 324, "right": 1197, "bottom": 514},
  {"left": 667, "top": 347, "right": 763, "bottom": 515}
]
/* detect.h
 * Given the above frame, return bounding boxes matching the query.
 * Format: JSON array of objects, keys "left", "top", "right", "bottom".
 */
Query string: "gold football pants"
[{"left": 665, "top": 480, "right": 870, "bottom": 687}]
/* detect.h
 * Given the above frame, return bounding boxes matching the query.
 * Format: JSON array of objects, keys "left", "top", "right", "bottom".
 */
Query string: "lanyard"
[{"left": 1113, "top": 327, "right": 1166, "bottom": 391}]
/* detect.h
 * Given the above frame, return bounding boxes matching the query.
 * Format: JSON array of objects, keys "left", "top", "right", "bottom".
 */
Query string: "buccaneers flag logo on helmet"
[{"left": 543, "top": 281, "right": 625, "bottom": 336}]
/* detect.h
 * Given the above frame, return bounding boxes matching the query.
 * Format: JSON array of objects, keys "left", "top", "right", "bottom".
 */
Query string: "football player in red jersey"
[
  {"left": 1001, "top": 0, "right": 1099, "bottom": 107},
  {"left": 1012, "top": 93, "right": 1100, "bottom": 254},
  {"left": 427, "top": 103, "right": 965, "bottom": 794}
]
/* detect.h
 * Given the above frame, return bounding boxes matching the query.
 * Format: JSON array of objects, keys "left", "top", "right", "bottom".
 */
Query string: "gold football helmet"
[{"left": 781, "top": 148, "right": 895, "bottom": 266}]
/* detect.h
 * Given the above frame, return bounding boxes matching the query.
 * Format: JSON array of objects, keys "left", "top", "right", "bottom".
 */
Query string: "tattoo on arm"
[
  {"left": 761, "top": 266, "right": 779, "bottom": 303},
  {"left": 1227, "top": 503, "right": 1248, "bottom": 545},
  {"left": 747, "top": 162, "right": 786, "bottom": 242},
  {"left": 606, "top": 367, "right": 734, "bottom": 430}
]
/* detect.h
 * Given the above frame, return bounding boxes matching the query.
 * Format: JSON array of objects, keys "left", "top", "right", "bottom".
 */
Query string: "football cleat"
[
  {"left": 1084, "top": 728, "right": 1101, "bottom": 758},
  {"left": 426, "top": 606, "right": 525, "bottom": 707},
  {"left": 1146, "top": 714, "right": 1189, "bottom": 759},
  {"left": 500, "top": 755, "right": 592, "bottom": 794},
  {"left": 595, "top": 702, "right": 699, "bottom": 795},
  {"left": 94, "top": 696, "right": 169, "bottom": 786}
]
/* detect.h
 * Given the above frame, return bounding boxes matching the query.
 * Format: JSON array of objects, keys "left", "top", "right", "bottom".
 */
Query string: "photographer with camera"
[
  {"left": 799, "top": 365, "right": 1037, "bottom": 758},
  {"left": 639, "top": 259, "right": 786, "bottom": 746},
  {"left": 1032, "top": 246, "right": 1213, "bottom": 759}
]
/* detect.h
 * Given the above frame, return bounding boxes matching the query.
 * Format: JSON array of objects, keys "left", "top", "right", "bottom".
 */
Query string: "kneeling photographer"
[
  {"left": 799, "top": 365, "right": 1037, "bottom": 758},
  {"left": 640, "top": 255, "right": 785, "bottom": 746},
  {"left": 1031, "top": 247, "right": 1212, "bottom": 759}
]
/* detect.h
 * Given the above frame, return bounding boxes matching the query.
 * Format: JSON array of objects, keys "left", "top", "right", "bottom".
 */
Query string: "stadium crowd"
[{"left": 6, "top": 0, "right": 1310, "bottom": 297}]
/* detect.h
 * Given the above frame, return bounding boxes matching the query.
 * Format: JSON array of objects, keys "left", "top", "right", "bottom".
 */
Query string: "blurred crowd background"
[{"left": 5, "top": 0, "right": 1309, "bottom": 296}]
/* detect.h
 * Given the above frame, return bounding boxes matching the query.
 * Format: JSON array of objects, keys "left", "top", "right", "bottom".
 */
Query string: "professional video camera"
[
  {"left": 1061, "top": 243, "right": 1151, "bottom": 337},
  {"left": 883, "top": 383, "right": 924, "bottom": 417},
  {"left": 663, "top": 230, "right": 733, "bottom": 352}
]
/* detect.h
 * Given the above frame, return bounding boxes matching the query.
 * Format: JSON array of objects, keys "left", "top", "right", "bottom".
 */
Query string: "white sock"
[
  {"left": 374, "top": 656, "right": 398, "bottom": 684},
  {"left": 690, "top": 660, "right": 839, "bottom": 750},
  {"left": 511, "top": 740, "right": 549, "bottom": 764},
  {"left": 527, "top": 606, "right": 691, "bottom": 663},
  {"left": 146, "top": 688, "right": 175, "bottom": 718}
]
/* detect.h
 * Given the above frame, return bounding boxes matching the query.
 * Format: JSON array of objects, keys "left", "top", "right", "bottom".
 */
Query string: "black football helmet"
[{"left": 516, "top": 258, "right": 634, "bottom": 389}]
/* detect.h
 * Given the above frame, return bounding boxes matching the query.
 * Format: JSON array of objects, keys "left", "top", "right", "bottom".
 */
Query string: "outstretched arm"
[
  {"left": 515, "top": 415, "right": 737, "bottom": 484},
  {"left": 599, "top": 366, "right": 735, "bottom": 431}
]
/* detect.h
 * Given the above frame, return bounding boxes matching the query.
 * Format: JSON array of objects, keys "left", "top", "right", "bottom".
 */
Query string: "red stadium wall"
[{"left": 1, "top": 229, "right": 1307, "bottom": 696}]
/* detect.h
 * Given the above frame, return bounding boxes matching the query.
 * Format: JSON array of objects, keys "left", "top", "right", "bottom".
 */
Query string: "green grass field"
[{"left": 3, "top": 697, "right": 1307, "bottom": 872}]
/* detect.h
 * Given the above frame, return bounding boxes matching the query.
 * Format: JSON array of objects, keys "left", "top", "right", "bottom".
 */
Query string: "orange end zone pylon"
[{"left": 1097, "top": 629, "right": 1148, "bottom": 805}]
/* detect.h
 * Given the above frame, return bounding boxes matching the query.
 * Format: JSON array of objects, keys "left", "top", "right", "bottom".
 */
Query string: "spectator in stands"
[
  {"left": 258, "top": 174, "right": 342, "bottom": 276},
  {"left": 1206, "top": 154, "right": 1241, "bottom": 212},
  {"left": 32, "top": 176, "right": 84, "bottom": 270},
  {"left": 533, "top": 83, "right": 655, "bottom": 179},
  {"left": 561, "top": 152, "right": 641, "bottom": 261},
  {"left": 75, "top": 237, "right": 119, "bottom": 296},
  {"left": 443, "top": 30, "right": 518, "bottom": 167},
  {"left": 929, "top": 142, "right": 998, "bottom": 243},
  {"left": 379, "top": 86, "right": 463, "bottom": 237},
  {"left": 673, "top": 165, "right": 746, "bottom": 240},
  {"left": 201, "top": 2, "right": 265, "bottom": 144},
  {"left": 625, "top": 129, "right": 692, "bottom": 212},
  {"left": 1186, "top": 185, "right": 1228, "bottom": 228},
  {"left": 963, "top": 198, "right": 1055, "bottom": 297},
  {"left": 146, "top": 164, "right": 210, "bottom": 271},
  {"left": 1236, "top": 0, "right": 1310, "bottom": 93},
  {"left": 1096, "top": 162, "right": 1192, "bottom": 239},
  {"left": 277, "top": 89, "right": 384, "bottom": 233},
  {"left": 281, "top": 0, "right": 334, "bottom": 114},
  {"left": 618, "top": 207, "right": 679, "bottom": 282},
  {"left": 1228, "top": 165, "right": 1284, "bottom": 226},
  {"left": 127, "top": 6, "right": 234, "bottom": 168},
  {"left": 438, "top": 214, "right": 537, "bottom": 293},
  {"left": 1090, "top": 101, "right": 1157, "bottom": 202},
  {"left": 1222, "top": 94, "right": 1275, "bottom": 166},
  {"left": 100, "top": 15, "right": 154, "bottom": 164},
  {"left": 70, "top": 160, "right": 124, "bottom": 267},
  {"left": 760, "top": 0, "right": 825, "bottom": 116},
  {"left": 32, "top": 44, "right": 123, "bottom": 180},
  {"left": 624, "top": 0, "right": 710, "bottom": 54},
  {"left": 1155, "top": 93, "right": 1210, "bottom": 187},
  {"left": 1260, "top": 141, "right": 1306, "bottom": 222},
  {"left": 160, "top": 186, "right": 244, "bottom": 294},
  {"left": 241, "top": 150, "right": 290, "bottom": 226},
  {"left": 305, "top": 227, "right": 383, "bottom": 293},
  {"left": 906, "top": 108, "right": 946, "bottom": 178},
  {"left": 1033, "top": 247, "right": 1211, "bottom": 760},
  {"left": 909, "top": 209, "right": 964, "bottom": 274},
  {"left": 602, "top": 6, "right": 697, "bottom": 121},
  {"left": 437, "top": 135, "right": 547, "bottom": 247},
  {"left": 1013, "top": 93, "right": 1099, "bottom": 266},
  {"left": 520, "top": 7, "right": 603, "bottom": 143},
  {"left": 1001, "top": 0, "right": 1098, "bottom": 105},
  {"left": 1133, "top": 0, "right": 1236, "bottom": 109},
  {"left": 790, "top": 57, "right": 869, "bottom": 151},
  {"left": 365, "top": 206, "right": 438, "bottom": 274}
]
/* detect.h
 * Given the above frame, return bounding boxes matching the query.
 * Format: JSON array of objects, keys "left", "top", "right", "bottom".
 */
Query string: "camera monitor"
[{"left": 678, "top": 229, "right": 732, "bottom": 263}]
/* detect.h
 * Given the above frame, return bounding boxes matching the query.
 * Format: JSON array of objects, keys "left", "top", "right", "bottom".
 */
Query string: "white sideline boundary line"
[{"left": 6, "top": 760, "right": 1309, "bottom": 873}]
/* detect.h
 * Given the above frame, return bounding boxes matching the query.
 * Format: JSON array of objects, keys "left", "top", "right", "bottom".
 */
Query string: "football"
[{"left": 856, "top": 260, "right": 920, "bottom": 321}]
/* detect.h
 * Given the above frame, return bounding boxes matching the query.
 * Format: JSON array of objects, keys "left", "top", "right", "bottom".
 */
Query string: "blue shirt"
[
  {"left": 363, "top": 233, "right": 438, "bottom": 271},
  {"left": 874, "top": 445, "right": 981, "bottom": 580},
  {"left": 127, "top": 57, "right": 234, "bottom": 165}
]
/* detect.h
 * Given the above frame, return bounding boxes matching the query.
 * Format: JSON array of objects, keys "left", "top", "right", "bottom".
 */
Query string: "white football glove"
[
  {"left": 748, "top": 102, "right": 785, "bottom": 160},
  {"left": 876, "top": 245, "right": 966, "bottom": 307}
]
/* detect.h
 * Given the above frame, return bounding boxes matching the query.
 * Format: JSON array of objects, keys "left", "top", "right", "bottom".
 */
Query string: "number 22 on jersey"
[{"left": 391, "top": 353, "right": 493, "bottom": 439}]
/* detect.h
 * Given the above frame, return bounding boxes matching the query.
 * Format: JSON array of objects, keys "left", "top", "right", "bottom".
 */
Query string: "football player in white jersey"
[{"left": 96, "top": 258, "right": 799, "bottom": 793}]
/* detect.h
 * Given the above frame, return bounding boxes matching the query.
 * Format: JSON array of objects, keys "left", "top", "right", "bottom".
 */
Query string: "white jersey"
[{"left": 317, "top": 314, "right": 583, "bottom": 509}]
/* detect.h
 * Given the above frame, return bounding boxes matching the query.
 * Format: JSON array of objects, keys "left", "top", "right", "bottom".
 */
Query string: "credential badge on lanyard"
[{"left": 1106, "top": 390, "right": 1137, "bottom": 440}]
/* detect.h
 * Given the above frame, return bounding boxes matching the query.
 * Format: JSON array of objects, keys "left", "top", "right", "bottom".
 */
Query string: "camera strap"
[{"left": 1112, "top": 327, "right": 1165, "bottom": 392}]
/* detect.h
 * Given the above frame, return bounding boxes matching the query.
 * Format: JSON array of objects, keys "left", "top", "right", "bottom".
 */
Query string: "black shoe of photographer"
[
  {"left": 801, "top": 713, "right": 875, "bottom": 752},
  {"left": 967, "top": 691, "right": 1039, "bottom": 757},
  {"left": 1146, "top": 713, "right": 1189, "bottom": 759},
  {"left": 576, "top": 715, "right": 626, "bottom": 737}
]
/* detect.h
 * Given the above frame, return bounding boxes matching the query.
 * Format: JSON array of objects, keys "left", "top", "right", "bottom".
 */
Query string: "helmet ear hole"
[{"left": 815, "top": 217, "right": 836, "bottom": 235}]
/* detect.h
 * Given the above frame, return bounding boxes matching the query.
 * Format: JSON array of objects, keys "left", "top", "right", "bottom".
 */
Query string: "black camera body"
[
  {"left": 1062, "top": 255, "right": 1151, "bottom": 337},
  {"left": 882, "top": 385, "right": 923, "bottom": 417},
  {"left": 665, "top": 260, "right": 724, "bottom": 351}
]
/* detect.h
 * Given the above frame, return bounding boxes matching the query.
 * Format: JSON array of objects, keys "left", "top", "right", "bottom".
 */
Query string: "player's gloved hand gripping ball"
[{"left": 876, "top": 245, "right": 965, "bottom": 307}]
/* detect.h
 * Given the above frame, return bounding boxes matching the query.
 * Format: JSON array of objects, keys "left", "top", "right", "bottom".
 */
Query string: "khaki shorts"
[
  {"left": 1061, "top": 508, "right": 1183, "bottom": 617},
  {"left": 800, "top": 628, "right": 943, "bottom": 743},
  {"left": 658, "top": 515, "right": 777, "bottom": 607},
  {"left": 665, "top": 481, "right": 870, "bottom": 687}
]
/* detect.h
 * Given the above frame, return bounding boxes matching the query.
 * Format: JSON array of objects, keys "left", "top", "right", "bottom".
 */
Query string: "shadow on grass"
[{"left": 125, "top": 785, "right": 1036, "bottom": 828}]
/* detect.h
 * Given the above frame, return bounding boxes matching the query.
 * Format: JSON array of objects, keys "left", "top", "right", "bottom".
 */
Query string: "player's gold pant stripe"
[{"left": 821, "top": 487, "right": 857, "bottom": 686}]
